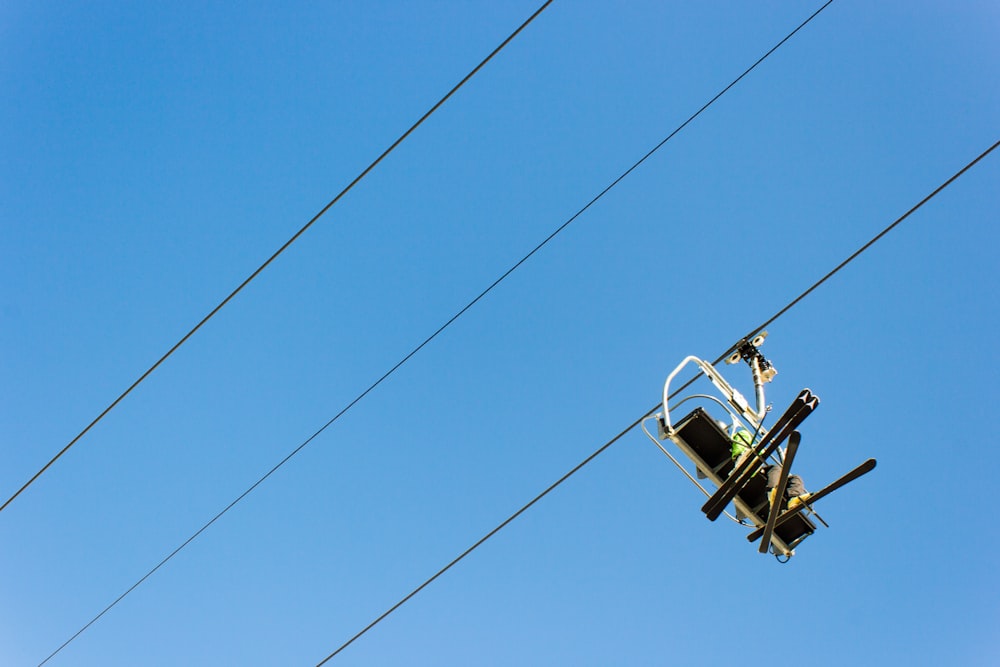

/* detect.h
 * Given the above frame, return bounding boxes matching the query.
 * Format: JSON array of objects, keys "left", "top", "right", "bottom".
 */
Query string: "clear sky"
[{"left": 2, "top": 2, "right": 998, "bottom": 665}]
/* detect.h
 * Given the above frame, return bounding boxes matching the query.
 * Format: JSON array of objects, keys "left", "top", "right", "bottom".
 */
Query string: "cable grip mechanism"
[{"left": 725, "top": 331, "right": 777, "bottom": 383}]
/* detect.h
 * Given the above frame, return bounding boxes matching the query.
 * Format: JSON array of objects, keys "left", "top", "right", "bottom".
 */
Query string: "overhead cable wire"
[
  {"left": 739, "top": 137, "right": 1000, "bottom": 343},
  {"left": 314, "top": 138, "right": 1000, "bottom": 664},
  {"left": 314, "top": 369, "right": 701, "bottom": 666},
  {"left": 1, "top": 0, "right": 555, "bottom": 516},
  {"left": 37, "top": 5, "right": 837, "bottom": 664}
]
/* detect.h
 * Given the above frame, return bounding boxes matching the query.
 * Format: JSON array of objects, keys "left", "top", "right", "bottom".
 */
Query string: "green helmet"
[{"left": 731, "top": 428, "right": 753, "bottom": 459}]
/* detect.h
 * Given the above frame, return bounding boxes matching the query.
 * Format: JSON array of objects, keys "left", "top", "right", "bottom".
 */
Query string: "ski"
[
  {"left": 702, "top": 391, "right": 818, "bottom": 522},
  {"left": 746, "top": 458, "right": 878, "bottom": 543},
  {"left": 758, "top": 430, "right": 801, "bottom": 554},
  {"left": 700, "top": 389, "right": 810, "bottom": 520}
]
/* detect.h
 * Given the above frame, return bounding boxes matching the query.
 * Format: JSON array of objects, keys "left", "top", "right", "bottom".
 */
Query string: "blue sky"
[{"left": 2, "top": 2, "right": 998, "bottom": 665}]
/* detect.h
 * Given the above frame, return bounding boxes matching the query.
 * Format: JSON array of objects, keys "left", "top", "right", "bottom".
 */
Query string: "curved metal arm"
[
  {"left": 661, "top": 356, "right": 710, "bottom": 433},
  {"left": 661, "top": 356, "right": 765, "bottom": 434}
]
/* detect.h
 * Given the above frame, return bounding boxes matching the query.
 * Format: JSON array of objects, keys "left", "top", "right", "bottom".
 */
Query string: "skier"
[{"left": 730, "top": 428, "right": 811, "bottom": 509}]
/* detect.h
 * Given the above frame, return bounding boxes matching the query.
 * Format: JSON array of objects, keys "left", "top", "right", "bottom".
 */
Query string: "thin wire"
[
  {"left": 1, "top": 0, "right": 555, "bottom": 517},
  {"left": 314, "top": 139, "right": 999, "bottom": 662},
  {"left": 747, "top": 138, "right": 1000, "bottom": 340},
  {"left": 315, "top": 410, "right": 650, "bottom": 666},
  {"left": 38, "top": 4, "right": 838, "bottom": 663}
]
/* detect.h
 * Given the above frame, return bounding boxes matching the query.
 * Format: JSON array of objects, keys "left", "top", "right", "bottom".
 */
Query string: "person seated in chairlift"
[{"left": 730, "top": 428, "right": 811, "bottom": 510}]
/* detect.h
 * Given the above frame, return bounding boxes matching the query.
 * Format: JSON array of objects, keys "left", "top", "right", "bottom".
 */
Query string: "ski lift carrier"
[{"left": 642, "top": 333, "right": 876, "bottom": 560}]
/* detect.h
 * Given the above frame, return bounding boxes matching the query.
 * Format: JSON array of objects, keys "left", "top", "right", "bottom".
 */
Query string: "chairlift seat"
[{"left": 672, "top": 407, "right": 815, "bottom": 548}]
